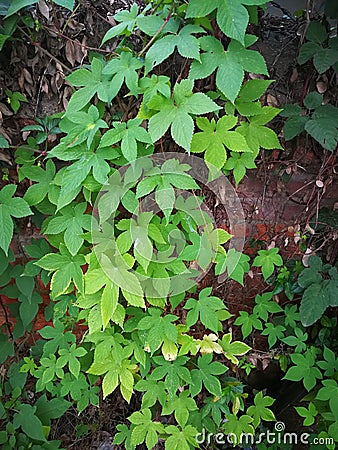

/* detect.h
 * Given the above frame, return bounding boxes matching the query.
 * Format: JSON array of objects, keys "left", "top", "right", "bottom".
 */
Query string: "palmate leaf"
[
  {"left": 190, "top": 115, "right": 250, "bottom": 168},
  {"left": 138, "top": 308, "right": 178, "bottom": 359},
  {"left": 246, "top": 391, "right": 275, "bottom": 427},
  {"left": 101, "top": 3, "right": 140, "bottom": 44},
  {"left": 129, "top": 408, "right": 164, "bottom": 450},
  {"left": 147, "top": 79, "right": 220, "bottom": 150},
  {"left": 189, "top": 36, "right": 267, "bottom": 102},
  {"left": 252, "top": 248, "right": 283, "bottom": 280},
  {"left": 43, "top": 203, "right": 91, "bottom": 256},
  {"left": 145, "top": 25, "right": 205, "bottom": 73},
  {"left": 220, "top": 333, "right": 251, "bottom": 365},
  {"left": 237, "top": 107, "right": 282, "bottom": 157},
  {"left": 21, "top": 160, "right": 56, "bottom": 206},
  {"left": 149, "top": 356, "right": 191, "bottom": 398},
  {"left": 186, "top": 0, "right": 267, "bottom": 45},
  {"left": 0, "top": 184, "right": 32, "bottom": 254},
  {"left": 283, "top": 350, "right": 323, "bottom": 392},
  {"left": 66, "top": 54, "right": 143, "bottom": 113},
  {"left": 184, "top": 287, "right": 231, "bottom": 333},
  {"left": 87, "top": 349, "right": 137, "bottom": 402},
  {"left": 48, "top": 146, "right": 118, "bottom": 211},
  {"left": 164, "top": 425, "right": 198, "bottom": 450},
  {"left": 102, "top": 52, "right": 143, "bottom": 97},
  {"left": 99, "top": 118, "right": 152, "bottom": 162},
  {"left": 162, "top": 391, "right": 197, "bottom": 427},
  {"left": 224, "top": 152, "right": 257, "bottom": 185},
  {"left": 190, "top": 354, "right": 227, "bottom": 397},
  {"left": 35, "top": 244, "right": 85, "bottom": 299}
]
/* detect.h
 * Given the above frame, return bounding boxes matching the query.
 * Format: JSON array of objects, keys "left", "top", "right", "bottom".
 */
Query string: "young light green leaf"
[
  {"left": 190, "top": 115, "right": 250, "bottom": 168},
  {"left": 148, "top": 79, "right": 220, "bottom": 150},
  {"left": 220, "top": 333, "right": 251, "bottom": 365}
]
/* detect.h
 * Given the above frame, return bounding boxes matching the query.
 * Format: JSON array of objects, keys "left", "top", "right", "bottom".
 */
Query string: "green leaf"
[
  {"left": 165, "top": 425, "right": 198, "bottom": 450},
  {"left": 253, "top": 248, "right": 283, "bottom": 280},
  {"left": 44, "top": 203, "right": 91, "bottom": 255},
  {"left": 0, "top": 134, "right": 9, "bottom": 148},
  {"left": 100, "top": 118, "right": 152, "bottom": 162},
  {"left": 145, "top": 25, "right": 204, "bottom": 72},
  {"left": 299, "top": 283, "right": 331, "bottom": 327},
  {"left": 305, "top": 21, "right": 328, "bottom": 44},
  {"left": 316, "top": 379, "right": 338, "bottom": 418},
  {"left": 190, "top": 36, "right": 267, "bottom": 103},
  {"left": 134, "top": 379, "right": 167, "bottom": 408},
  {"left": 284, "top": 116, "right": 308, "bottom": 140},
  {"left": 305, "top": 104, "right": 338, "bottom": 151},
  {"left": 129, "top": 408, "right": 164, "bottom": 449},
  {"left": 162, "top": 391, "right": 197, "bottom": 427},
  {"left": 148, "top": 79, "right": 220, "bottom": 151},
  {"left": 234, "top": 311, "right": 263, "bottom": 338},
  {"left": 283, "top": 350, "right": 322, "bottom": 392},
  {"left": 191, "top": 116, "right": 250, "bottom": 169},
  {"left": 22, "top": 160, "right": 56, "bottom": 206},
  {"left": 101, "top": 3, "right": 140, "bottom": 44},
  {"left": 186, "top": 0, "right": 266, "bottom": 45},
  {"left": 138, "top": 308, "right": 178, "bottom": 358},
  {"left": 149, "top": 356, "right": 191, "bottom": 398},
  {"left": 35, "top": 244, "right": 85, "bottom": 298},
  {"left": 190, "top": 354, "right": 227, "bottom": 397},
  {"left": 282, "top": 327, "right": 308, "bottom": 353},
  {"left": 0, "top": 184, "right": 32, "bottom": 254},
  {"left": 102, "top": 52, "right": 143, "bottom": 98},
  {"left": 295, "top": 402, "right": 317, "bottom": 426},
  {"left": 316, "top": 346, "right": 338, "bottom": 377},
  {"left": 304, "top": 92, "right": 323, "bottom": 109},
  {"left": 253, "top": 292, "right": 282, "bottom": 321},
  {"left": 5, "top": 0, "right": 38, "bottom": 17},
  {"left": 220, "top": 333, "right": 251, "bottom": 364},
  {"left": 247, "top": 391, "right": 275, "bottom": 427},
  {"left": 13, "top": 404, "right": 46, "bottom": 442},
  {"left": 222, "top": 414, "right": 254, "bottom": 444},
  {"left": 297, "top": 42, "right": 320, "bottom": 64},
  {"left": 215, "top": 248, "right": 250, "bottom": 284},
  {"left": 53, "top": 0, "right": 75, "bottom": 10},
  {"left": 101, "top": 282, "right": 119, "bottom": 330},
  {"left": 313, "top": 48, "right": 338, "bottom": 73},
  {"left": 184, "top": 287, "right": 231, "bottom": 333},
  {"left": 224, "top": 151, "right": 257, "bottom": 185},
  {"left": 261, "top": 322, "right": 286, "bottom": 347}
]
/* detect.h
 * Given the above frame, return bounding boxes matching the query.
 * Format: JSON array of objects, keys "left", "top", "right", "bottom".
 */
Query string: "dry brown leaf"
[
  {"left": 0, "top": 102, "right": 13, "bottom": 116},
  {"left": 38, "top": 0, "right": 50, "bottom": 20},
  {"left": 317, "top": 80, "right": 327, "bottom": 94},
  {"left": 266, "top": 94, "right": 278, "bottom": 107},
  {"left": 65, "top": 40, "right": 77, "bottom": 67},
  {"left": 290, "top": 67, "right": 298, "bottom": 83},
  {"left": 22, "top": 68, "right": 33, "bottom": 85}
]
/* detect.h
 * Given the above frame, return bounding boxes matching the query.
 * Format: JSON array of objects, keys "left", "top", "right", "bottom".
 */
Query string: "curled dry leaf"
[
  {"left": 0, "top": 103, "right": 13, "bottom": 116},
  {"left": 266, "top": 94, "right": 278, "bottom": 107},
  {"left": 302, "top": 248, "right": 314, "bottom": 267},
  {"left": 290, "top": 67, "right": 298, "bottom": 83},
  {"left": 316, "top": 80, "right": 327, "bottom": 94},
  {"left": 38, "top": 0, "right": 50, "bottom": 21}
]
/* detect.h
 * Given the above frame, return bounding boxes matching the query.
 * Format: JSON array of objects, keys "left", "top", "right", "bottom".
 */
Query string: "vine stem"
[{"left": 138, "top": 1, "right": 175, "bottom": 57}]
